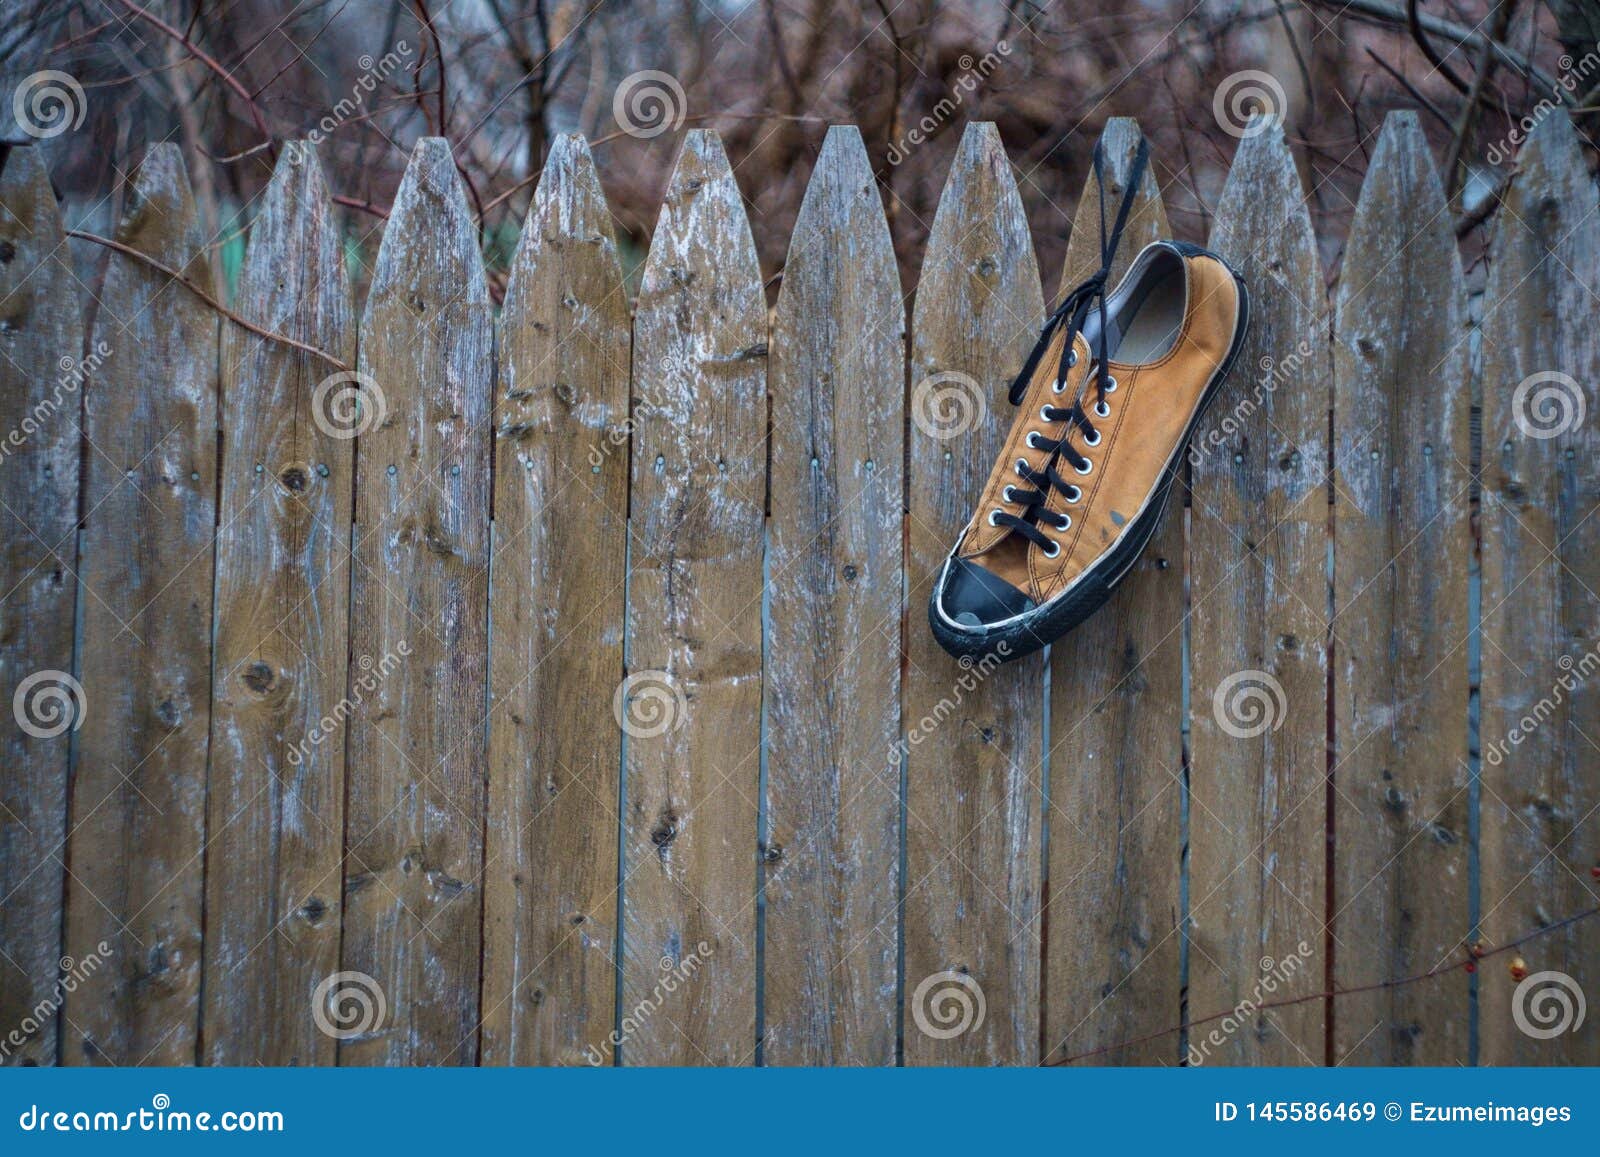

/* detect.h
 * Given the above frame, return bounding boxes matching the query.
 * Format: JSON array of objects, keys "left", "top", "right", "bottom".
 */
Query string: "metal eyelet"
[
  {"left": 1056, "top": 514, "right": 1072, "bottom": 531},
  {"left": 1065, "top": 485, "right": 1082, "bottom": 504},
  {"left": 1015, "top": 458, "right": 1029, "bottom": 476},
  {"left": 1039, "top": 404, "right": 1057, "bottom": 422},
  {"left": 1104, "top": 376, "right": 1118, "bottom": 393},
  {"left": 1042, "top": 538, "right": 1062, "bottom": 558},
  {"left": 1002, "top": 485, "right": 1018, "bottom": 503},
  {"left": 1084, "top": 428, "right": 1102, "bottom": 447},
  {"left": 1027, "top": 432, "right": 1046, "bottom": 450},
  {"left": 1094, "top": 400, "right": 1111, "bottom": 418},
  {"left": 987, "top": 509, "right": 1002, "bottom": 527},
  {"left": 1067, "top": 350, "right": 1078, "bottom": 368},
  {"left": 1075, "top": 457, "right": 1094, "bottom": 476},
  {"left": 1052, "top": 378, "right": 1067, "bottom": 395}
]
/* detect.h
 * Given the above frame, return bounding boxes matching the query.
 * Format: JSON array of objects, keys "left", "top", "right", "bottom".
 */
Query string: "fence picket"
[
  {"left": 482, "top": 134, "right": 629, "bottom": 1066},
  {"left": 904, "top": 122, "right": 1044, "bottom": 1066},
  {"left": 1330, "top": 112, "right": 1471, "bottom": 1064},
  {"left": 1479, "top": 110, "right": 1600, "bottom": 1065},
  {"left": 202, "top": 142, "right": 356, "bottom": 1064},
  {"left": 1044, "top": 117, "right": 1182, "bottom": 1065},
  {"left": 622, "top": 129, "right": 765, "bottom": 1065},
  {"left": 65, "top": 144, "right": 218, "bottom": 1064},
  {"left": 765, "top": 126, "right": 904, "bottom": 1065},
  {"left": 1188, "top": 121, "right": 1328, "bottom": 1065},
  {"left": 342, "top": 138, "right": 493, "bottom": 1065},
  {"left": 0, "top": 146, "right": 82, "bottom": 1066}
]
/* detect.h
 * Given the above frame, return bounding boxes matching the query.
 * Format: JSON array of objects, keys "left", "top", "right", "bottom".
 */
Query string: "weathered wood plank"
[
  {"left": 202, "top": 142, "right": 356, "bottom": 1065},
  {"left": 1044, "top": 118, "right": 1183, "bottom": 1066},
  {"left": 0, "top": 146, "right": 83, "bottom": 1066},
  {"left": 622, "top": 130, "right": 765, "bottom": 1066},
  {"left": 342, "top": 137, "right": 493, "bottom": 1065},
  {"left": 1187, "top": 120, "right": 1328, "bottom": 1065},
  {"left": 64, "top": 143, "right": 217, "bottom": 1065},
  {"left": 481, "top": 134, "right": 629, "bottom": 1066},
  {"left": 1480, "top": 110, "right": 1600, "bottom": 1065},
  {"left": 1330, "top": 112, "right": 1471, "bottom": 1065},
  {"left": 764, "top": 125, "right": 903, "bottom": 1066},
  {"left": 904, "top": 122, "right": 1044, "bottom": 1066}
]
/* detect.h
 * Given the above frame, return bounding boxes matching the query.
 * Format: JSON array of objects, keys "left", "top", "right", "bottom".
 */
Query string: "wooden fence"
[{"left": 1, "top": 111, "right": 1596, "bottom": 1067}]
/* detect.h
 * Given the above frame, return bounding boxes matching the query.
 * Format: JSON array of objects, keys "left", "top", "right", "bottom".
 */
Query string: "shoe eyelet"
[
  {"left": 1075, "top": 458, "right": 1094, "bottom": 477},
  {"left": 1067, "top": 350, "right": 1078, "bottom": 368},
  {"left": 987, "top": 509, "right": 1002, "bottom": 527},
  {"left": 1052, "top": 378, "right": 1067, "bottom": 395},
  {"left": 1002, "top": 485, "right": 1018, "bottom": 503},
  {"left": 1094, "top": 400, "right": 1111, "bottom": 418},
  {"left": 1042, "top": 539, "right": 1061, "bottom": 559},
  {"left": 1104, "top": 375, "right": 1118, "bottom": 393},
  {"left": 1015, "top": 458, "right": 1029, "bottom": 476},
  {"left": 1084, "top": 428, "right": 1102, "bottom": 447},
  {"left": 1026, "top": 432, "right": 1046, "bottom": 450},
  {"left": 1065, "top": 485, "right": 1082, "bottom": 504},
  {"left": 1039, "top": 404, "right": 1056, "bottom": 422},
  {"left": 1057, "top": 514, "right": 1072, "bottom": 531}
]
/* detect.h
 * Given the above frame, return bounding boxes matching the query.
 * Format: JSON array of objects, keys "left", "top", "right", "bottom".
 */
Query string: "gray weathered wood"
[
  {"left": 1331, "top": 112, "right": 1471, "bottom": 1064},
  {"left": 1188, "top": 120, "right": 1328, "bottom": 1065},
  {"left": 1045, "top": 118, "right": 1183, "bottom": 1065},
  {"left": 342, "top": 137, "right": 493, "bottom": 1065},
  {"left": 65, "top": 143, "right": 217, "bottom": 1065},
  {"left": 0, "top": 146, "right": 83, "bottom": 1066},
  {"left": 482, "top": 134, "right": 629, "bottom": 1066},
  {"left": 764, "top": 125, "right": 903, "bottom": 1066},
  {"left": 904, "top": 122, "right": 1044, "bottom": 1066},
  {"left": 1479, "top": 110, "right": 1600, "bottom": 1065},
  {"left": 622, "top": 129, "right": 765, "bottom": 1066},
  {"left": 203, "top": 142, "right": 356, "bottom": 1064}
]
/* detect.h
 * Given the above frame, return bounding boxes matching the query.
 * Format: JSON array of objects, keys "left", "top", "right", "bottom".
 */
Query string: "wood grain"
[
  {"left": 482, "top": 134, "right": 629, "bottom": 1066},
  {"left": 622, "top": 130, "right": 765, "bottom": 1065},
  {"left": 342, "top": 137, "right": 493, "bottom": 1065},
  {"left": 65, "top": 143, "right": 218, "bottom": 1065},
  {"left": 203, "top": 142, "right": 356, "bottom": 1065},
  {"left": 764, "top": 125, "right": 903, "bottom": 1066},
  {"left": 1330, "top": 112, "right": 1471, "bottom": 1064},
  {"left": 1479, "top": 110, "right": 1600, "bottom": 1065},
  {"left": 1044, "top": 118, "right": 1184, "bottom": 1066},
  {"left": 1188, "top": 121, "right": 1328, "bottom": 1065},
  {"left": 0, "top": 146, "right": 83, "bottom": 1066},
  {"left": 904, "top": 122, "right": 1044, "bottom": 1066}
]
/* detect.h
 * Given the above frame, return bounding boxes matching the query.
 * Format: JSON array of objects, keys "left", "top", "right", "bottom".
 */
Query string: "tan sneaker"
[{"left": 929, "top": 202, "right": 1249, "bottom": 663}]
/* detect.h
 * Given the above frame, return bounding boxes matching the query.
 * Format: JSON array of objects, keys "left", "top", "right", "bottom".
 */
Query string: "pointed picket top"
[
  {"left": 1210, "top": 118, "right": 1317, "bottom": 282},
  {"left": 503, "top": 132, "right": 624, "bottom": 313},
  {"left": 0, "top": 145, "right": 67, "bottom": 255},
  {"left": 1060, "top": 117, "right": 1168, "bottom": 296},
  {"left": 370, "top": 136, "right": 488, "bottom": 307},
  {"left": 234, "top": 141, "right": 350, "bottom": 332},
  {"left": 112, "top": 141, "right": 210, "bottom": 284}
]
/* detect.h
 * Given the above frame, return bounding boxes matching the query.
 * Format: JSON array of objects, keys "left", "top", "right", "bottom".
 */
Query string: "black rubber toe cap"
[{"left": 938, "top": 556, "right": 1036, "bottom": 629}]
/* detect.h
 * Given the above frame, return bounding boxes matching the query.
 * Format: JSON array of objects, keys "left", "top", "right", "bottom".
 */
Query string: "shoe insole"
[{"left": 1111, "top": 267, "right": 1186, "bottom": 364}]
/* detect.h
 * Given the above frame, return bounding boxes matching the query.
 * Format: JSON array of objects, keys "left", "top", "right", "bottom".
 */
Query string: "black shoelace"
[{"left": 989, "top": 137, "right": 1150, "bottom": 556}]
